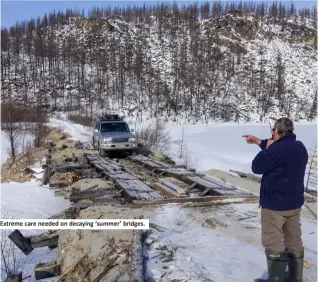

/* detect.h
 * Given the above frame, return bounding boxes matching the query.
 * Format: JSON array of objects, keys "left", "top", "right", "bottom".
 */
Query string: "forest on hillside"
[{"left": 1, "top": 1, "right": 317, "bottom": 122}]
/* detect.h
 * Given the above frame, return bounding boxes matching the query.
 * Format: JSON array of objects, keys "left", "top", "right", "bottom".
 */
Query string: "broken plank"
[
  {"left": 132, "top": 195, "right": 259, "bottom": 207},
  {"left": 8, "top": 230, "right": 33, "bottom": 255},
  {"left": 35, "top": 261, "right": 61, "bottom": 280},
  {"left": 158, "top": 179, "right": 187, "bottom": 194},
  {"left": 152, "top": 182, "right": 184, "bottom": 198},
  {"left": 130, "top": 230, "right": 145, "bottom": 282},
  {"left": 185, "top": 183, "right": 197, "bottom": 192},
  {"left": 201, "top": 187, "right": 213, "bottom": 196}
]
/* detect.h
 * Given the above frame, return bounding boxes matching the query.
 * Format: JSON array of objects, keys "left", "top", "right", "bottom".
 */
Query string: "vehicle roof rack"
[{"left": 99, "top": 114, "right": 123, "bottom": 121}]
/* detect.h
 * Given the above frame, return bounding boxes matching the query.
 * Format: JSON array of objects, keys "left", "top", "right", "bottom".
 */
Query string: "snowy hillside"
[{"left": 1, "top": 2, "right": 317, "bottom": 123}]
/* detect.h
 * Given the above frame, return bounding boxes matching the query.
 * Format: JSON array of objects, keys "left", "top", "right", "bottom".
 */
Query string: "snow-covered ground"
[
  {"left": 1, "top": 117, "right": 316, "bottom": 281},
  {"left": 165, "top": 122, "right": 317, "bottom": 173},
  {"left": 0, "top": 129, "right": 35, "bottom": 165},
  {"left": 146, "top": 202, "right": 317, "bottom": 282},
  {"left": 1, "top": 131, "right": 69, "bottom": 281},
  {"left": 48, "top": 116, "right": 93, "bottom": 143}
]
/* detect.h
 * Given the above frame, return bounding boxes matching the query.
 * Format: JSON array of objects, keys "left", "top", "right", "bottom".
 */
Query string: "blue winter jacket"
[{"left": 252, "top": 133, "right": 308, "bottom": 211}]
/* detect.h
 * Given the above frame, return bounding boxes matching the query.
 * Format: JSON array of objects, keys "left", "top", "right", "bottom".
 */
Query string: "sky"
[{"left": 1, "top": 1, "right": 316, "bottom": 28}]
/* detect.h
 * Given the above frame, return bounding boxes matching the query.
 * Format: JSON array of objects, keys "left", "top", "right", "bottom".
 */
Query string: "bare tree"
[
  {"left": 0, "top": 211, "right": 33, "bottom": 281},
  {"left": 1, "top": 88, "right": 22, "bottom": 161},
  {"left": 135, "top": 119, "right": 170, "bottom": 152}
]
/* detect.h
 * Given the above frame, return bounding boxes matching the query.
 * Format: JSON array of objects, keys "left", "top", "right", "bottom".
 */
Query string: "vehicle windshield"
[{"left": 100, "top": 122, "right": 129, "bottom": 132}]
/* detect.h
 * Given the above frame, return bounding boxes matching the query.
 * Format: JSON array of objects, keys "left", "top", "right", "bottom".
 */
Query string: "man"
[{"left": 243, "top": 117, "right": 308, "bottom": 282}]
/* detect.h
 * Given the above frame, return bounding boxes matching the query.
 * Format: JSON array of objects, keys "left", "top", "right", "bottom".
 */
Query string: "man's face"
[{"left": 272, "top": 128, "right": 279, "bottom": 140}]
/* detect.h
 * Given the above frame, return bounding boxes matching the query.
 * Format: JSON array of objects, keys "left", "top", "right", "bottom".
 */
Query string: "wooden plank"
[
  {"left": 49, "top": 182, "right": 71, "bottom": 188},
  {"left": 200, "top": 175, "right": 235, "bottom": 189},
  {"left": 27, "top": 231, "right": 59, "bottom": 249},
  {"left": 148, "top": 158, "right": 172, "bottom": 168},
  {"left": 130, "top": 230, "right": 144, "bottom": 282},
  {"left": 185, "top": 176, "right": 224, "bottom": 189},
  {"left": 8, "top": 230, "right": 33, "bottom": 255},
  {"left": 156, "top": 168, "right": 195, "bottom": 181},
  {"left": 5, "top": 272, "right": 22, "bottom": 282},
  {"left": 109, "top": 172, "right": 138, "bottom": 181},
  {"left": 42, "top": 166, "right": 53, "bottom": 185},
  {"left": 229, "top": 169, "right": 262, "bottom": 183},
  {"left": 158, "top": 179, "right": 186, "bottom": 194},
  {"left": 129, "top": 179, "right": 153, "bottom": 193},
  {"left": 34, "top": 262, "right": 61, "bottom": 280},
  {"left": 71, "top": 199, "right": 125, "bottom": 209},
  {"left": 201, "top": 187, "right": 213, "bottom": 196},
  {"left": 129, "top": 156, "right": 162, "bottom": 169},
  {"left": 53, "top": 164, "right": 84, "bottom": 172},
  {"left": 152, "top": 182, "right": 184, "bottom": 198},
  {"left": 132, "top": 195, "right": 259, "bottom": 207},
  {"left": 212, "top": 187, "right": 251, "bottom": 196},
  {"left": 185, "top": 183, "right": 197, "bottom": 192},
  {"left": 70, "top": 188, "right": 113, "bottom": 202},
  {"left": 116, "top": 179, "right": 164, "bottom": 202}
]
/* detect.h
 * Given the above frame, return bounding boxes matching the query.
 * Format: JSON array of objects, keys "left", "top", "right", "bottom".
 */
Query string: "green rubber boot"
[
  {"left": 285, "top": 251, "right": 304, "bottom": 282},
  {"left": 254, "top": 250, "right": 288, "bottom": 282}
]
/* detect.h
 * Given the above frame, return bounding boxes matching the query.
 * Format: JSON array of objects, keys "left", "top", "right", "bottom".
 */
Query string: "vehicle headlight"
[
  {"left": 129, "top": 138, "right": 136, "bottom": 143},
  {"left": 103, "top": 138, "right": 112, "bottom": 143}
]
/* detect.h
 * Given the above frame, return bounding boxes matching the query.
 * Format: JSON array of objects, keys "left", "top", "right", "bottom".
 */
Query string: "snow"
[
  {"left": 0, "top": 129, "right": 35, "bottom": 165},
  {"left": 1, "top": 127, "right": 70, "bottom": 281},
  {"left": 1, "top": 117, "right": 316, "bottom": 281},
  {"left": 0, "top": 182, "right": 69, "bottom": 281},
  {"left": 48, "top": 116, "right": 92, "bottom": 142},
  {"left": 166, "top": 122, "right": 317, "bottom": 174},
  {"left": 146, "top": 203, "right": 317, "bottom": 282}
]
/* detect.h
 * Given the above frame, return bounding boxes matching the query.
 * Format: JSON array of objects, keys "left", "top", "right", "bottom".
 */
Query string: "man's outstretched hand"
[{"left": 242, "top": 134, "right": 261, "bottom": 145}]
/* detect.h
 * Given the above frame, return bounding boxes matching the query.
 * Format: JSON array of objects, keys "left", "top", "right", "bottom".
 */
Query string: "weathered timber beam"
[
  {"left": 70, "top": 188, "right": 114, "bottom": 202},
  {"left": 27, "top": 231, "right": 59, "bottom": 249},
  {"left": 71, "top": 198, "right": 125, "bottom": 209},
  {"left": 52, "top": 163, "right": 85, "bottom": 172},
  {"left": 34, "top": 261, "right": 61, "bottom": 280},
  {"left": 9, "top": 229, "right": 59, "bottom": 254},
  {"left": 152, "top": 182, "right": 185, "bottom": 198},
  {"left": 132, "top": 195, "right": 259, "bottom": 207},
  {"left": 229, "top": 169, "right": 262, "bottom": 182},
  {"left": 130, "top": 230, "right": 144, "bottom": 282},
  {"left": 49, "top": 182, "right": 72, "bottom": 188},
  {"left": 42, "top": 166, "right": 53, "bottom": 185},
  {"left": 70, "top": 202, "right": 124, "bottom": 209},
  {"left": 8, "top": 230, "right": 33, "bottom": 255}
]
